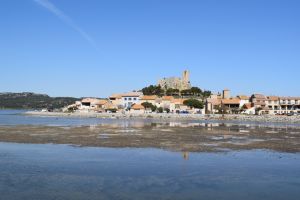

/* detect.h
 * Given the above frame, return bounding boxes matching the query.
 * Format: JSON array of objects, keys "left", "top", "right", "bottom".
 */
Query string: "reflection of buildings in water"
[
  {"left": 89, "top": 124, "right": 97, "bottom": 130},
  {"left": 169, "top": 122, "right": 183, "bottom": 127},
  {"left": 169, "top": 122, "right": 202, "bottom": 128},
  {"left": 188, "top": 123, "right": 201, "bottom": 127},
  {"left": 205, "top": 123, "right": 220, "bottom": 131},
  {"left": 200, "top": 123, "right": 206, "bottom": 127},
  {"left": 239, "top": 129, "right": 250, "bottom": 133},
  {"left": 205, "top": 123, "right": 220, "bottom": 127},
  {"left": 182, "top": 152, "right": 189, "bottom": 160}
]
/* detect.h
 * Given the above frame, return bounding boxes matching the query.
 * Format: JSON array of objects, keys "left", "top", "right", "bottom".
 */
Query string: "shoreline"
[{"left": 24, "top": 111, "right": 300, "bottom": 124}]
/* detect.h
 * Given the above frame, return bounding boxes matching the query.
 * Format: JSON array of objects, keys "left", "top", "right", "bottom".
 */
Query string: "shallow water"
[
  {"left": 0, "top": 110, "right": 300, "bottom": 199},
  {"left": 0, "top": 142, "right": 299, "bottom": 200},
  {"left": 1, "top": 110, "right": 300, "bottom": 128}
]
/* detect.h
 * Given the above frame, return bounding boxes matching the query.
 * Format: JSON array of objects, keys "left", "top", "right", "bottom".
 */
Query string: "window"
[
  {"left": 124, "top": 98, "right": 127, "bottom": 100},
  {"left": 128, "top": 98, "right": 132, "bottom": 101},
  {"left": 133, "top": 98, "right": 137, "bottom": 101}
]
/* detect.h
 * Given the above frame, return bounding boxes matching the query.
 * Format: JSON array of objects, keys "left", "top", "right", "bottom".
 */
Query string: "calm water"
[
  {"left": 0, "top": 143, "right": 299, "bottom": 200},
  {"left": 0, "top": 110, "right": 300, "bottom": 199},
  {"left": 1, "top": 109, "right": 300, "bottom": 128}
]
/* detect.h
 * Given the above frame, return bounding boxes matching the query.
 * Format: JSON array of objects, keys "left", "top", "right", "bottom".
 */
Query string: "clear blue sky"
[{"left": 0, "top": 0, "right": 299, "bottom": 97}]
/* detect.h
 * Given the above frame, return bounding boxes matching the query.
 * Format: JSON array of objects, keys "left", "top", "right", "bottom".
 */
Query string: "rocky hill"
[{"left": 0, "top": 92, "right": 79, "bottom": 109}]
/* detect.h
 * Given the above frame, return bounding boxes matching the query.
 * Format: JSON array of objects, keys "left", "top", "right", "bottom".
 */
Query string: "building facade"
[
  {"left": 120, "top": 92, "right": 143, "bottom": 109},
  {"left": 279, "top": 97, "right": 300, "bottom": 114}
]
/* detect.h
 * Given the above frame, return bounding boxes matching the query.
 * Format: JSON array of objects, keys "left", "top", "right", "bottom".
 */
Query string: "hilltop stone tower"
[
  {"left": 181, "top": 70, "right": 191, "bottom": 90},
  {"left": 158, "top": 70, "right": 191, "bottom": 91},
  {"left": 182, "top": 70, "right": 189, "bottom": 83}
]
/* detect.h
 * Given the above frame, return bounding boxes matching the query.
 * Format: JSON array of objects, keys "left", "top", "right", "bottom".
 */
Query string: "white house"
[
  {"left": 121, "top": 92, "right": 143, "bottom": 109},
  {"left": 237, "top": 95, "right": 250, "bottom": 108}
]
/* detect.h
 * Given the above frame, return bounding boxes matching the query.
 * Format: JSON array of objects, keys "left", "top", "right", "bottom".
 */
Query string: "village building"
[
  {"left": 120, "top": 92, "right": 143, "bottom": 109},
  {"left": 64, "top": 80, "right": 300, "bottom": 116},
  {"left": 205, "top": 89, "right": 234, "bottom": 114},
  {"left": 249, "top": 94, "right": 278, "bottom": 115},
  {"left": 103, "top": 102, "right": 118, "bottom": 113},
  {"left": 140, "top": 95, "right": 157, "bottom": 105},
  {"left": 279, "top": 97, "right": 300, "bottom": 114},
  {"left": 237, "top": 95, "right": 250, "bottom": 107},
  {"left": 129, "top": 104, "right": 145, "bottom": 114},
  {"left": 250, "top": 94, "right": 267, "bottom": 108},
  {"left": 222, "top": 89, "right": 230, "bottom": 99},
  {"left": 158, "top": 70, "right": 191, "bottom": 91},
  {"left": 80, "top": 98, "right": 103, "bottom": 110},
  {"left": 265, "top": 96, "right": 280, "bottom": 115},
  {"left": 205, "top": 98, "right": 221, "bottom": 114},
  {"left": 221, "top": 98, "right": 241, "bottom": 113},
  {"left": 161, "top": 96, "right": 174, "bottom": 110},
  {"left": 109, "top": 92, "right": 143, "bottom": 110},
  {"left": 109, "top": 94, "right": 122, "bottom": 108},
  {"left": 74, "top": 98, "right": 110, "bottom": 112},
  {"left": 241, "top": 103, "right": 256, "bottom": 115},
  {"left": 170, "top": 98, "right": 189, "bottom": 113}
]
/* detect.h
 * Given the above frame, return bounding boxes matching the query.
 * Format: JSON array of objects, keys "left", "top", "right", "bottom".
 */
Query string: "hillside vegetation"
[{"left": 0, "top": 92, "right": 79, "bottom": 109}]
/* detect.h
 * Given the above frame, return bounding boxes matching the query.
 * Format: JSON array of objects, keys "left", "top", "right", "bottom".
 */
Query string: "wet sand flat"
[{"left": 1, "top": 122, "right": 300, "bottom": 152}]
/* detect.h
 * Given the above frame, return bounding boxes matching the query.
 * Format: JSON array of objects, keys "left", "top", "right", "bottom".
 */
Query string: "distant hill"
[{"left": 0, "top": 92, "right": 79, "bottom": 109}]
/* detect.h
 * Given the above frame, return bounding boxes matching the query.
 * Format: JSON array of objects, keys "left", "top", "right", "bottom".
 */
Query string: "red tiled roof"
[
  {"left": 243, "top": 103, "right": 252, "bottom": 109},
  {"left": 267, "top": 96, "right": 279, "bottom": 101},
  {"left": 237, "top": 95, "right": 249, "bottom": 100},
  {"left": 121, "top": 92, "right": 142, "bottom": 97},
  {"left": 171, "top": 98, "right": 187, "bottom": 104},
  {"left": 206, "top": 98, "right": 221, "bottom": 105},
  {"left": 81, "top": 98, "right": 98, "bottom": 103},
  {"left": 280, "top": 97, "right": 300, "bottom": 100},
  {"left": 222, "top": 98, "right": 240, "bottom": 105},
  {"left": 162, "top": 96, "right": 174, "bottom": 101},
  {"left": 131, "top": 104, "right": 145, "bottom": 110},
  {"left": 140, "top": 95, "right": 157, "bottom": 100}
]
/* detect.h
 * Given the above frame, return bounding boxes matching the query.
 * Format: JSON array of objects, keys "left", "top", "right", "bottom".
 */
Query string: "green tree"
[
  {"left": 166, "top": 88, "right": 179, "bottom": 96},
  {"left": 181, "top": 89, "right": 192, "bottom": 96},
  {"left": 157, "top": 107, "right": 163, "bottom": 113},
  {"left": 202, "top": 90, "right": 212, "bottom": 98},
  {"left": 141, "top": 102, "right": 157, "bottom": 112},
  {"left": 141, "top": 85, "right": 164, "bottom": 96},
  {"left": 164, "top": 108, "right": 170, "bottom": 113},
  {"left": 183, "top": 99, "right": 204, "bottom": 109},
  {"left": 190, "top": 87, "right": 202, "bottom": 96}
]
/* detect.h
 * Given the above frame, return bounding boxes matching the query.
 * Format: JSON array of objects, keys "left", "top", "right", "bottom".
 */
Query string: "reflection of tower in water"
[
  {"left": 180, "top": 151, "right": 189, "bottom": 175},
  {"left": 182, "top": 152, "right": 189, "bottom": 160}
]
